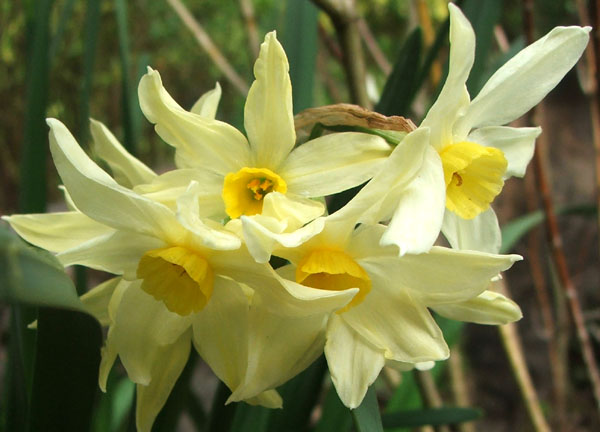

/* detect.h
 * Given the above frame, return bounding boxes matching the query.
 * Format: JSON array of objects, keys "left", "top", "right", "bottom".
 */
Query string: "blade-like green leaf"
[
  {"left": 351, "top": 386, "right": 384, "bottom": 432},
  {"left": 267, "top": 356, "right": 327, "bottom": 432},
  {"left": 461, "top": 0, "right": 502, "bottom": 95},
  {"left": 375, "top": 28, "right": 422, "bottom": 117},
  {"left": 314, "top": 384, "right": 352, "bottom": 432},
  {"left": 92, "top": 370, "right": 135, "bottom": 432},
  {"left": 0, "top": 226, "right": 87, "bottom": 313},
  {"left": 115, "top": 0, "right": 137, "bottom": 154},
  {"left": 282, "top": 0, "right": 318, "bottom": 113},
  {"left": 207, "top": 381, "right": 236, "bottom": 432},
  {"left": 500, "top": 204, "right": 597, "bottom": 254},
  {"left": 230, "top": 403, "right": 271, "bottom": 432},
  {"left": 28, "top": 308, "right": 102, "bottom": 432},
  {"left": 382, "top": 406, "right": 482, "bottom": 428}
]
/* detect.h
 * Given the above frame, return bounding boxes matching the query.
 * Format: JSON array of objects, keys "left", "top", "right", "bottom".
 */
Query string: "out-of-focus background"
[{"left": 1, "top": 0, "right": 599, "bottom": 431}]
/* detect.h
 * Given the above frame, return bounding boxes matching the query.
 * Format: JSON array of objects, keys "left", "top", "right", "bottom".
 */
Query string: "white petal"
[
  {"left": 261, "top": 192, "right": 325, "bottom": 231},
  {"left": 57, "top": 230, "right": 164, "bottom": 278},
  {"left": 90, "top": 118, "right": 156, "bottom": 187},
  {"left": 176, "top": 181, "right": 241, "bottom": 251},
  {"left": 332, "top": 127, "right": 430, "bottom": 226},
  {"left": 138, "top": 68, "right": 250, "bottom": 173},
  {"left": 421, "top": 4, "right": 475, "bottom": 148},
  {"left": 80, "top": 277, "right": 120, "bottom": 326},
  {"left": 457, "top": 26, "right": 590, "bottom": 133},
  {"left": 229, "top": 298, "right": 327, "bottom": 401},
  {"left": 192, "top": 276, "right": 249, "bottom": 393},
  {"left": 241, "top": 214, "right": 325, "bottom": 263},
  {"left": 325, "top": 314, "right": 385, "bottom": 409},
  {"left": 48, "top": 118, "right": 184, "bottom": 241},
  {"left": 190, "top": 82, "right": 222, "bottom": 119},
  {"left": 442, "top": 207, "right": 501, "bottom": 253},
  {"left": 380, "top": 146, "right": 445, "bottom": 255},
  {"left": 244, "top": 32, "right": 295, "bottom": 169},
  {"left": 467, "top": 126, "right": 541, "bottom": 178},
  {"left": 134, "top": 168, "right": 225, "bottom": 216},
  {"left": 4, "top": 211, "right": 113, "bottom": 253},
  {"left": 136, "top": 330, "right": 191, "bottom": 432},
  {"left": 433, "top": 288, "right": 522, "bottom": 325},
  {"left": 361, "top": 247, "right": 520, "bottom": 306},
  {"left": 281, "top": 133, "right": 391, "bottom": 197},
  {"left": 341, "top": 266, "right": 448, "bottom": 362},
  {"left": 112, "top": 281, "right": 193, "bottom": 384}
]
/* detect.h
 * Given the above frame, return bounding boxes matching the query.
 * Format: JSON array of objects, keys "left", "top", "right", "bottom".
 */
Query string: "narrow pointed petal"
[
  {"left": 456, "top": 26, "right": 590, "bottom": 133},
  {"left": 433, "top": 289, "right": 522, "bottom": 325},
  {"left": 134, "top": 168, "right": 224, "bottom": 217},
  {"left": 325, "top": 315, "right": 385, "bottom": 409},
  {"left": 341, "top": 267, "right": 448, "bottom": 362},
  {"left": 281, "top": 133, "right": 390, "bottom": 197},
  {"left": 244, "top": 390, "right": 283, "bottom": 409},
  {"left": 4, "top": 211, "right": 113, "bottom": 253},
  {"left": 99, "top": 327, "right": 118, "bottom": 392},
  {"left": 244, "top": 32, "right": 295, "bottom": 169},
  {"left": 138, "top": 68, "right": 250, "bottom": 173},
  {"left": 421, "top": 3, "right": 475, "bottom": 148},
  {"left": 80, "top": 277, "right": 120, "bottom": 326},
  {"left": 112, "top": 281, "right": 193, "bottom": 385},
  {"left": 361, "top": 247, "right": 520, "bottom": 306},
  {"left": 467, "top": 126, "right": 541, "bottom": 178},
  {"left": 379, "top": 146, "right": 445, "bottom": 255},
  {"left": 90, "top": 118, "right": 156, "bottom": 187},
  {"left": 190, "top": 82, "right": 222, "bottom": 119},
  {"left": 47, "top": 118, "right": 184, "bottom": 241},
  {"left": 192, "top": 276, "right": 249, "bottom": 393},
  {"left": 136, "top": 330, "right": 191, "bottom": 432},
  {"left": 57, "top": 230, "right": 164, "bottom": 278},
  {"left": 442, "top": 207, "right": 501, "bottom": 253},
  {"left": 229, "top": 300, "right": 327, "bottom": 401}
]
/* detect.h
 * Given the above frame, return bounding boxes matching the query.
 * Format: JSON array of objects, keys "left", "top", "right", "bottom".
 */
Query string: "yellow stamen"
[
  {"left": 296, "top": 248, "right": 371, "bottom": 313},
  {"left": 137, "top": 246, "right": 214, "bottom": 316},
  {"left": 222, "top": 167, "right": 287, "bottom": 218},
  {"left": 439, "top": 141, "right": 507, "bottom": 219}
]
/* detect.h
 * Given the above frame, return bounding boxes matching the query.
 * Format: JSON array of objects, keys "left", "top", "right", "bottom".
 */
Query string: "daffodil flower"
[
  {"left": 6, "top": 119, "right": 358, "bottom": 431},
  {"left": 137, "top": 31, "right": 391, "bottom": 223},
  {"left": 241, "top": 128, "right": 521, "bottom": 407},
  {"left": 373, "top": 4, "right": 589, "bottom": 255}
]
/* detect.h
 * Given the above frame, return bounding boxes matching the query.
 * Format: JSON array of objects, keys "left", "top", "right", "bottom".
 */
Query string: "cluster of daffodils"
[{"left": 5, "top": 4, "right": 589, "bottom": 432}]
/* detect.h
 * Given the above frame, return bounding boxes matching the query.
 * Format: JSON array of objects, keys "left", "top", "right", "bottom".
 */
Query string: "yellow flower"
[
  {"left": 137, "top": 32, "right": 391, "bottom": 222},
  {"left": 5, "top": 119, "right": 357, "bottom": 432}
]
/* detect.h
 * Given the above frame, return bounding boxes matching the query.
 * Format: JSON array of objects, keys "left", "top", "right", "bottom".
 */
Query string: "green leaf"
[
  {"left": 230, "top": 403, "right": 271, "bottom": 432},
  {"left": 351, "top": 386, "right": 384, "bottom": 432},
  {"left": 207, "top": 381, "right": 236, "bottom": 432},
  {"left": 500, "top": 204, "right": 597, "bottom": 254},
  {"left": 267, "top": 356, "right": 328, "bottom": 432},
  {"left": 375, "top": 28, "right": 422, "bottom": 117},
  {"left": 92, "top": 370, "right": 135, "bottom": 432},
  {"left": 314, "top": 384, "right": 352, "bottom": 432},
  {"left": 115, "top": 0, "right": 137, "bottom": 154},
  {"left": 282, "top": 0, "right": 318, "bottom": 113},
  {"left": 28, "top": 308, "right": 103, "bottom": 432},
  {"left": 382, "top": 407, "right": 482, "bottom": 428},
  {"left": 461, "top": 0, "right": 502, "bottom": 95},
  {"left": 0, "top": 226, "right": 87, "bottom": 313}
]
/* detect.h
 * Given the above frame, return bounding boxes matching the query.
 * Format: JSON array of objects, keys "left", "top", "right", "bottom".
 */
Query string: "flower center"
[
  {"left": 222, "top": 167, "right": 287, "bottom": 218},
  {"left": 137, "top": 246, "right": 214, "bottom": 316},
  {"left": 439, "top": 141, "right": 507, "bottom": 220},
  {"left": 296, "top": 248, "right": 371, "bottom": 313}
]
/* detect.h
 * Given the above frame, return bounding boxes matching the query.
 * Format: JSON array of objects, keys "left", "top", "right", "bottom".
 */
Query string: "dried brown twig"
[{"left": 166, "top": 0, "right": 249, "bottom": 95}]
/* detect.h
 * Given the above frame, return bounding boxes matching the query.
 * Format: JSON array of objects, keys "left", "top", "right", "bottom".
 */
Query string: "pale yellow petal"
[
  {"left": 47, "top": 118, "right": 184, "bottom": 242},
  {"left": 80, "top": 277, "right": 121, "bottom": 326},
  {"left": 136, "top": 330, "right": 191, "bottom": 432},
  {"left": 138, "top": 68, "right": 250, "bottom": 173},
  {"left": 325, "top": 314, "right": 385, "bottom": 409},
  {"left": 190, "top": 82, "right": 222, "bottom": 119},
  {"left": 244, "top": 32, "right": 295, "bottom": 169},
  {"left": 244, "top": 390, "right": 283, "bottom": 409},
  {"left": 4, "top": 211, "right": 113, "bottom": 253},
  {"left": 90, "top": 118, "right": 156, "bottom": 187},
  {"left": 433, "top": 289, "right": 522, "bottom": 325},
  {"left": 442, "top": 207, "right": 501, "bottom": 253},
  {"left": 280, "top": 133, "right": 390, "bottom": 197}
]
